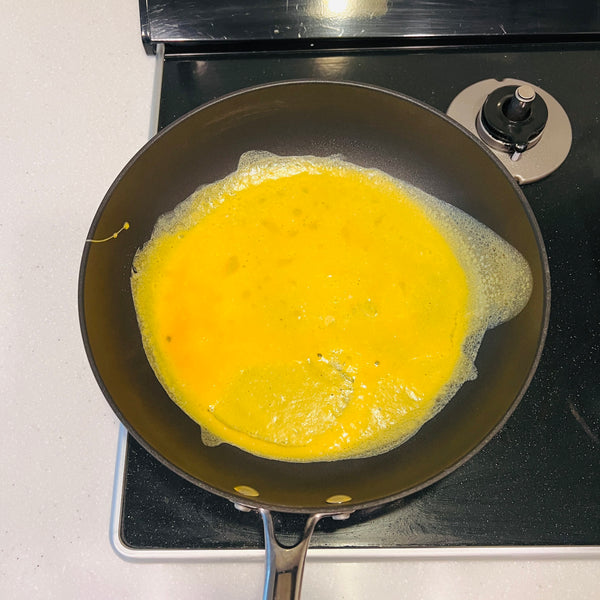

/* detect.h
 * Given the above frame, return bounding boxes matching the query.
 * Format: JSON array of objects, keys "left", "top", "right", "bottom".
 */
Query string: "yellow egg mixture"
[{"left": 131, "top": 153, "right": 532, "bottom": 462}]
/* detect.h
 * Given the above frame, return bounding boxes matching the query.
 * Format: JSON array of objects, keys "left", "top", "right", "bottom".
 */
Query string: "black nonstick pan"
[{"left": 79, "top": 81, "right": 549, "bottom": 599}]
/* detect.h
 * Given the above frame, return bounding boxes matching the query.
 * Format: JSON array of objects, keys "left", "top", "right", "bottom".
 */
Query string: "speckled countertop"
[{"left": 2, "top": 2, "right": 599, "bottom": 598}]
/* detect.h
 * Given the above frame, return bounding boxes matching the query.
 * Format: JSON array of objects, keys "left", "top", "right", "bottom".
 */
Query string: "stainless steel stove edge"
[{"left": 110, "top": 425, "right": 600, "bottom": 563}]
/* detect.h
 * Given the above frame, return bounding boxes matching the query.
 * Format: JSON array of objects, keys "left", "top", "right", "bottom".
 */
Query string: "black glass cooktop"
[{"left": 118, "top": 42, "right": 600, "bottom": 551}]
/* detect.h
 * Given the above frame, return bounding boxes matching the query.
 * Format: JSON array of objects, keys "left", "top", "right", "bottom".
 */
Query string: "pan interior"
[{"left": 80, "top": 81, "right": 548, "bottom": 512}]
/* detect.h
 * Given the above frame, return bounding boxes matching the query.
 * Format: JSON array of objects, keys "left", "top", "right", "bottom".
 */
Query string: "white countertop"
[{"left": 2, "top": 2, "right": 599, "bottom": 598}]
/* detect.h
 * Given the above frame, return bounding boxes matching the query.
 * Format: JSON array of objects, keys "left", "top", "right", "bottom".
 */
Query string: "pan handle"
[{"left": 259, "top": 508, "right": 326, "bottom": 600}]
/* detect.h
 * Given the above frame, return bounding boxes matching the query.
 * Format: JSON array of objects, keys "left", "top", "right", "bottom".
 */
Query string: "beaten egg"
[{"left": 131, "top": 152, "right": 532, "bottom": 462}]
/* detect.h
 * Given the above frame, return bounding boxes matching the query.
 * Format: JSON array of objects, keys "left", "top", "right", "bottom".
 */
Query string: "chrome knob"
[
  {"left": 504, "top": 85, "right": 536, "bottom": 121},
  {"left": 476, "top": 84, "right": 548, "bottom": 160}
]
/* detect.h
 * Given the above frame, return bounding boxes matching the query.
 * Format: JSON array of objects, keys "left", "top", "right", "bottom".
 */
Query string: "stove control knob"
[
  {"left": 477, "top": 84, "right": 548, "bottom": 160},
  {"left": 504, "top": 85, "right": 536, "bottom": 121}
]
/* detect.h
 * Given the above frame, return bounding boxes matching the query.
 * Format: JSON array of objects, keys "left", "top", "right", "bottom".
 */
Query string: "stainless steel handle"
[{"left": 260, "top": 509, "right": 325, "bottom": 600}]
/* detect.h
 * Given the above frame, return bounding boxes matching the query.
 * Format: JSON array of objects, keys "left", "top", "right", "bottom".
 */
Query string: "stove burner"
[{"left": 447, "top": 78, "right": 572, "bottom": 184}]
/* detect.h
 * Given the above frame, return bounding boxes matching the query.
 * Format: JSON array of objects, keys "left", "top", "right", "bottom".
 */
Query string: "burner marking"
[{"left": 568, "top": 400, "right": 599, "bottom": 444}]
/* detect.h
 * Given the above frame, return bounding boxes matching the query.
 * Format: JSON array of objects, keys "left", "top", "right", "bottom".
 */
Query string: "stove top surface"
[{"left": 116, "top": 42, "right": 600, "bottom": 554}]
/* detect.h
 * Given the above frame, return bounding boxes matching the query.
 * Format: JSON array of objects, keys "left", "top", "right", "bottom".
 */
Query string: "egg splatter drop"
[{"left": 131, "top": 152, "right": 532, "bottom": 462}]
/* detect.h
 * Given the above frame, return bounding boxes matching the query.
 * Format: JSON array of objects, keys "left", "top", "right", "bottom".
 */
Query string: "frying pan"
[{"left": 79, "top": 81, "right": 549, "bottom": 599}]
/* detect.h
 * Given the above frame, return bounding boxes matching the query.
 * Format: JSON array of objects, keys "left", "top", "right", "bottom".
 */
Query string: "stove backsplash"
[{"left": 140, "top": 0, "right": 600, "bottom": 53}]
